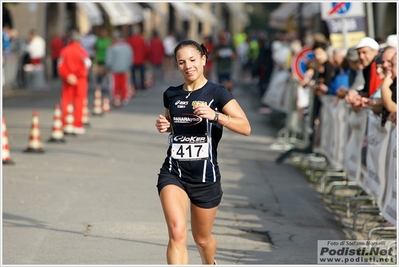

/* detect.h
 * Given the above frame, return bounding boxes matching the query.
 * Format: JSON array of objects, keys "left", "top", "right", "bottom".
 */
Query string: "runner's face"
[{"left": 176, "top": 46, "right": 206, "bottom": 82}]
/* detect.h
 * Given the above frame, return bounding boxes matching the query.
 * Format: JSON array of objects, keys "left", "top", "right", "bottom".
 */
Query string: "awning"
[
  {"left": 98, "top": 2, "right": 137, "bottom": 25},
  {"left": 76, "top": 2, "right": 103, "bottom": 26},
  {"left": 225, "top": 3, "right": 250, "bottom": 26},
  {"left": 293, "top": 3, "right": 320, "bottom": 20},
  {"left": 269, "top": 3, "right": 318, "bottom": 30},
  {"left": 170, "top": 2, "right": 191, "bottom": 21},
  {"left": 124, "top": 2, "right": 144, "bottom": 24},
  {"left": 145, "top": 2, "right": 168, "bottom": 20},
  {"left": 187, "top": 3, "right": 218, "bottom": 26}
]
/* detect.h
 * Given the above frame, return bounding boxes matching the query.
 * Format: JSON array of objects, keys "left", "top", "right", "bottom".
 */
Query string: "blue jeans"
[{"left": 130, "top": 64, "right": 145, "bottom": 90}]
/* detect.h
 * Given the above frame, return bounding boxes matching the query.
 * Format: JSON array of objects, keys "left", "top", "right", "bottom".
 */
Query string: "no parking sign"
[
  {"left": 321, "top": 2, "right": 365, "bottom": 20},
  {"left": 291, "top": 46, "right": 314, "bottom": 82},
  {"left": 321, "top": 2, "right": 366, "bottom": 48}
]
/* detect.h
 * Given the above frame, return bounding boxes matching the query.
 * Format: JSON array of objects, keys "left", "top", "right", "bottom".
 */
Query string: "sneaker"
[
  {"left": 74, "top": 127, "right": 85, "bottom": 134},
  {"left": 214, "top": 260, "right": 217, "bottom": 265}
]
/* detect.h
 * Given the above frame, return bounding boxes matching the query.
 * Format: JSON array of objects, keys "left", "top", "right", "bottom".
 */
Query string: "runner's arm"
[{"left": 220, "top": 99, "right": 251, "bottom": 136}]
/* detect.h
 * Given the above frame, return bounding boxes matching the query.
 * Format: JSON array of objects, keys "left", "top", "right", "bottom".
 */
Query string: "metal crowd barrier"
[{"left": 268, "top": 75, "right": 397, "bottom": 241}]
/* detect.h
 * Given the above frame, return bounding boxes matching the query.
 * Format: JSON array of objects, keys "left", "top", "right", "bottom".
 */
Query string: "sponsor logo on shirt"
[
  {"left": 192, "top": 101, "right": 207, "bottom": 107},
  {"left": 173, "top": 113, "right": 202, "bottom": 126},
  {"left": 173, "top": 135, "right": 207, "bottom": 143},
  {"left": 175, "top": 100, "right": 189, "bottom": 109}
]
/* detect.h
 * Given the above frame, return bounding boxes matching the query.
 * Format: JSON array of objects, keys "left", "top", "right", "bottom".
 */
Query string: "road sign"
[
  {"left": 291, "top": 46, "right": 314, "bottom": 82},
  {"left": 321, "top": 2, "right": 365, "bottom": 20}
]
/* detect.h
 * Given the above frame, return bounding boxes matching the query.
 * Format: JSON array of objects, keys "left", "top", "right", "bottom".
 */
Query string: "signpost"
[
  {"left": 321, "top": 2, "right": 365, "bottom": 49},
  {"left": 291, "top": 46, "right": 315, "bottom": 82}
]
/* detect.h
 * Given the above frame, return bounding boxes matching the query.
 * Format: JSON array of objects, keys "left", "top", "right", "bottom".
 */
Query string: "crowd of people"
[
  {"left": 3, "top": 22, "right": 397, "bottom": 138},
  {"left": 236, "top": 29, "right": 397, "bottom": 130}
]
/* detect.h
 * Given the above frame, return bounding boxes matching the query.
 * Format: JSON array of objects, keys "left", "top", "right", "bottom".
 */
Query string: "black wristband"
[{"left": 213, "top": 111, "right": 219, "bottom": 122}]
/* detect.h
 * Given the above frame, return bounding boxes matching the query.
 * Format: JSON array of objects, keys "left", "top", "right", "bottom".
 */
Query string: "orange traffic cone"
[
  {"left": 24, "top": 110, "right": 45, "bottom": 153},
  {"left": 103, "top": 95, "right": 111, "bottom": 113},
  {"left": 63, "top": 104, "right": 75, "bottom": 136},
  {"left": 48, "top": 104, "right": 66, "bottom": 143},
  {"left": 92, "top": 87, "right": 103, "bottom": 116},
  {"left": 2, "top": 117, "right": 15, "bottom": 164},
  {"left": 82, "top": 97, "right": 91, "bottom": 127}
]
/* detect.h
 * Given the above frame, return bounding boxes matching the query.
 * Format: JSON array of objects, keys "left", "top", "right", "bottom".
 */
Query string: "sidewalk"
[{"left": 3, "top": 72, "right": 348, "bottom": 265}]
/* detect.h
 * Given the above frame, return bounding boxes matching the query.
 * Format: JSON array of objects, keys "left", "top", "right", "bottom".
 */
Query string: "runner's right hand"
[{"left": 156, "top": 115, "right": 170, "bottom": 133}]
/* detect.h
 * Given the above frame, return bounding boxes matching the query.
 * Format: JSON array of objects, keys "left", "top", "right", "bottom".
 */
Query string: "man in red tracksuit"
[{"left": 58, "top": 30, "right": 91, "bottom": 134}]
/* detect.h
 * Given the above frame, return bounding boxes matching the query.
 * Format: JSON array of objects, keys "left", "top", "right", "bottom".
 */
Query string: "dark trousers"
[
  {"left": 52, "top": 59, "right": 58, "bottom": 79},
  {"left": 131, "top": 64, "right": 145, "bottom": 90}
]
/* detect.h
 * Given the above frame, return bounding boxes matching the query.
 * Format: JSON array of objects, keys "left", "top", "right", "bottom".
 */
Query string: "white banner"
[
  {"left": 329, "top": 98, "right": 350, "bottom": 170},
  {"left": 315, "top": 95, "right": 334, "bottom": 164},
  {"left": 381, "top": 126, "right": 397, "bottom": 225},
  {"left": 261, "top": 69, "right": 291, "bottom": 113},
  {"left": 364, "top": 114, "right": 392, "bottom": 209},
  {"left": 344, "top": 109, "right": 368, "bottom": 182}
]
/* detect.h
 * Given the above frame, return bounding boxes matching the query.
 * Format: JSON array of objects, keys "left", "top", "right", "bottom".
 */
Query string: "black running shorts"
[{"left": 157, "top": 170, "right": 223, "bottom": 209}]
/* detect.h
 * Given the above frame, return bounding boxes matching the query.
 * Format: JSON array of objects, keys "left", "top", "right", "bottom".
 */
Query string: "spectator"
[
  {"left": 258, "top": 33, "right": 291, "bottom": 115},
  {"left": 163, "top": 31, "right": 178, "bottom": 73},
  {"left": 345, "top": 37, "right": 382, "bottom": 107},
  {"left": 359, "top": 52, "right": 384, "bottom": 115},
  {"left": 57, "top": 30, "right": 91, "bottom": 135},
  {"left": 50, "top": 33, "right": 64, "bottom": 79},
  {"left": 203, "top": 35, "right": 214, "bottom": 81},
  {"left": 81, "top": 29, "right": 97, "bottom": 82},
  {"left": 127, "top": 25, "right": 148, "bottom": 95},
  {"left": 213, "top": 31, "right": 236, "bottom": 92},
  {"left": 105, "top": 30, "right": 133, "bottom": 107},
  {"left": 311, "top": 42, "right": 336, "bottom": 95},
  {"left": 327, "top": 47, "right": 350, "bottom": 96},
  {"left": 2, "top": 23, "right": 18, "bottom": 86},
  {"left": 148, "top": 30, "right": 165, "bottom": 84},
  {"left": 82, "top": 29, "right": 97, "bottom": 61},
  {"left": 62, "top": 29, "right": 71, "bottom": 47},
  {"left": 248, "top": 31, "right": 260, "bottom": 68},
  {"left": 26, "top": 29, "right": 46, "bottom": 65},
  {"left": 357, "top": 37, "right": 383, "bottom": 97},
  {"left": 335, "top": 47, "right": 365, "bottom": 100},
  {"left": 2, "top": 23, "right": 18, "bottom": 58},
  {"left": 297, "top": 59, "right": 321, "bottom": 118},
  {"left": 309, "top": 42, "right": 335, "bottom": 123},
  {"left": 381, "top": 51, "right": 397, "bottom": 125},
  {"left": 253, "top": 33, "right": 274, "bottom": 97},
  {"left": 237, "top": 36, "right": 251, "bottom": 83},
  {"left": 94, "top": 27, "right": 113, "bottom": 91}
]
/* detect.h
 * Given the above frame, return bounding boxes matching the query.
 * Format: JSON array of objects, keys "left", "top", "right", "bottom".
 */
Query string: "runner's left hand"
[{"left": 193, "top": 105, "right": 216, "bottom": 121}]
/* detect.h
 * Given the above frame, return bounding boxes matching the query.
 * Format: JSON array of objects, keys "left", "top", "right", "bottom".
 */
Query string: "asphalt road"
[{"left": 2, "top": 71, "right": 347, "bottom": 266}]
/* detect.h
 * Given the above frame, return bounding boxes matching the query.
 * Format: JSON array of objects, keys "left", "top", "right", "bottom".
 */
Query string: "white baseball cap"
[
  {"left": 386, "top": 34, "right": 397, "bottom": 48},
  {"left": 356, "top": 37, "right": 380, "bottom": 51}
]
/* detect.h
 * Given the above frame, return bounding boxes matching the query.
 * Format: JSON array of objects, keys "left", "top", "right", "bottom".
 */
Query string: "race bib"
[{"left": 171, "top": 134, "right": 209, "bottom": 161}]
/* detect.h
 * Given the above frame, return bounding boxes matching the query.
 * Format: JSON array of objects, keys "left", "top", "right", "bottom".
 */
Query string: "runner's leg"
[
  {"left": 159, "top": 185, "right": 189, "bottom": 264},
  {"left": 191, "top": 204, "right": 218, "bottom": 264}
]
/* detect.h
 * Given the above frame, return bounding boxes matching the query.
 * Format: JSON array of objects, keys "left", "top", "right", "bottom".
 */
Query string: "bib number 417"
[
  {"left": 175, "top": 144, "right": 205, "bottom": 159},
  {"left": 171, "top": 135, "right": 209, "bottom": 161}
]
